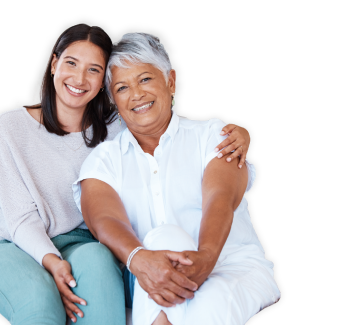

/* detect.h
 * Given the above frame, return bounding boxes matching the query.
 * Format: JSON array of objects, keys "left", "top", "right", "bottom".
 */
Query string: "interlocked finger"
[{"left": 150, "top": 293, "right": 176, "bottom": 308}]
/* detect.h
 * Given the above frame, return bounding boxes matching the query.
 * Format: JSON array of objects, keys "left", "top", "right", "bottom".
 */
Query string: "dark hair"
[{"left": 28, "top": 24, "right": 116, "bottom": 148}]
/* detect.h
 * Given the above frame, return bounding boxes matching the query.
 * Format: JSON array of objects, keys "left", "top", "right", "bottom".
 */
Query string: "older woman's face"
[{"left": 111, "top": 62, "right": 176, "bottom": 133}]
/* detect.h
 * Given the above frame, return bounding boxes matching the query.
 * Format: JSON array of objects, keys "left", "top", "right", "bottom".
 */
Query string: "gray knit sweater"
[{"left": 0, "top": 107, "right": 126, "bottom": 265}]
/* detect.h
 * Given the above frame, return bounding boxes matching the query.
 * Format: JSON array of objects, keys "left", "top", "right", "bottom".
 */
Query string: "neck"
[
  {"left": 130, "top": 113, "right": 172, "bottom": 156},
  {"left": 56, "top": 96, "right": 87, "bottom": 133}
]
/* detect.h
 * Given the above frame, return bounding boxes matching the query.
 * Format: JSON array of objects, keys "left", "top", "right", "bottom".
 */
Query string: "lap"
[
  {"left": 0, "top": 230, "right": 126, "bottom": 325},
  {"left": 56, "top": 233, "right": 126, "bottom": 325},
  {"left": 0, "top": 241, "right": 65, "bottom": 325},
  {"left": 132, "top": 225, "right": 280, "bottom": 325}
]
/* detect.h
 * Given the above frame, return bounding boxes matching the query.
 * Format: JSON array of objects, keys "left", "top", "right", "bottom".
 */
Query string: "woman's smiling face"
[
  {"left": 51, "top": 41, "right": 106, "bottom": 111},
  {"left": 111, "top": 62, "right": 176, "bottom": 134}
]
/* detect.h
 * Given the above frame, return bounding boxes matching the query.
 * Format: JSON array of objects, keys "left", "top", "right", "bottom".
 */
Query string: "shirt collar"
[{"left": 120, "top": 111, "right": 180, "bottom": 156}]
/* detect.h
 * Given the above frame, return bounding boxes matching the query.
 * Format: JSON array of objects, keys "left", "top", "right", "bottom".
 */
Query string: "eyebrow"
[
  {"left": 114, "top": 71, "right": 152, "bottom": 87},
  {"left": 63, "top": 56, "right": 104, "bottom": 71}
]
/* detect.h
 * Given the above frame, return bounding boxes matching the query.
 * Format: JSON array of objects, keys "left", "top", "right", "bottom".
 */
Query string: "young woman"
[{"left": 0, "top": 25, "right": 251, "bottom": 324}]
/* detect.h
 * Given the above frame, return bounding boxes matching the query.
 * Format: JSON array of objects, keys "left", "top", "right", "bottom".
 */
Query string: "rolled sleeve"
[
  {"left": 72, "top": 142, "right": 120, "bottom": 213},
  {"left": 204, "top": 119, "right": 256, "bottom": 192}
]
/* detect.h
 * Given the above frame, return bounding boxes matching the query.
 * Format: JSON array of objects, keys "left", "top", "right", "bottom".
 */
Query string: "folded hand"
[
  {"left": 130, "top": 250, "right": 198, "bottom": 307},
  {"left": 174, "top": 249, "right": 217, "bottom": 287}
]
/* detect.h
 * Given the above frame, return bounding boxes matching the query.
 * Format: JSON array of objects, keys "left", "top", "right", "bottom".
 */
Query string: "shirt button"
[
  {"left": 154, "top": 170, "right": 157, "bottom": 174},
  {"left": 155, "top": 192, "right": 159, "bottom": 196}
]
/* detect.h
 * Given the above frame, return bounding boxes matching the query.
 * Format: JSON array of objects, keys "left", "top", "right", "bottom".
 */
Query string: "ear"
[
  {"left": 168, "top": 69, "right": 176, "bottom": 94},
  {"left": 51, "top": 54, "right": 58, "bottom": 75}
]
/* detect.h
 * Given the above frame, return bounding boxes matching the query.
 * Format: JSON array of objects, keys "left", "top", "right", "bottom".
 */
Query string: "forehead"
[
  {"left": 61, "top": 41, "right": 106, "bottom": 64},
  {"left": 111, "top": 62, "right": 163, "bottom": 81}
]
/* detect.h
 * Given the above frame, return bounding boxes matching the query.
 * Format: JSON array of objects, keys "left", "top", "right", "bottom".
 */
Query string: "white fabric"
[
  {"left": 72, "top": 112, "right": 280, "bottom": 324},
  {"left": 73, "top": 113, "right": 257, "bottom": 250},
  {"left": 0, "top": 107, "right": 126, "bottom": 264},
  {"left": 133, "top": 225, "right": 280, "bottom": 325}
]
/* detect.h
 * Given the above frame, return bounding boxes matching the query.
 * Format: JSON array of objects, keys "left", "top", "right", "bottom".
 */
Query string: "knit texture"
[{"left": 0, "top": 107, "right": 126, "bottom": 265}]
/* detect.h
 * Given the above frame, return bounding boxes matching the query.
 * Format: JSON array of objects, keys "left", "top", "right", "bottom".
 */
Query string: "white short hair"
[{"left": 105, "top": 33, "right": 172, "bottom": 101}]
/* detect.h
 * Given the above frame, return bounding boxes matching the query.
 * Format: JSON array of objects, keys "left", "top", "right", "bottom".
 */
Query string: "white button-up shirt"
[{"left": 73, "top": 113, "right": 262, "bottom": 254}]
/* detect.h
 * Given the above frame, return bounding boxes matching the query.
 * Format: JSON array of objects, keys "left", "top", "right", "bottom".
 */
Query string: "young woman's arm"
[
  {"left": 0, "top": 127, "right": 85, "bottom": 323},
  {"left": 216, "top": 124, "right": 251, "bottom": 167}
]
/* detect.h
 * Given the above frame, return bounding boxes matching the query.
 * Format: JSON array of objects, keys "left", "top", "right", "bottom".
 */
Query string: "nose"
[
  {"left": 131, "top": 84, "right": 146, "bottom": 101},
  {"left": 74, "top": 69, "right": 86, "bottom": 86}
]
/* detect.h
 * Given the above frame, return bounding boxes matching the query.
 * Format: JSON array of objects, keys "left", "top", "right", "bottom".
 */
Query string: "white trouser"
[{"left": 132, "top": 225, "right": 280, "bottom": 325}]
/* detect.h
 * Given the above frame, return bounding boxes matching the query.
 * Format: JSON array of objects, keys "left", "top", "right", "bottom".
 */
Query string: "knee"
[
  {"left": 143, "top": 224, "right": 197, "bottom": 252},
  {"left": 69, "top": 242, "right": 122, "bottom": 279},
  {"left": 16, "top": 273, "right": 66, "bottom": 324}
]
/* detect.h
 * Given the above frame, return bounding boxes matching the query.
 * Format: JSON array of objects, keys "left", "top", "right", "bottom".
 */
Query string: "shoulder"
[
  {"left": 178, "top": 116, "right": 226, "bottom": 134},
  {"left": 0, "top": 108, "right": 27, "bottom": 127},
  {"left": 0, "top": 108, "right": 30, "bottom": 140},
  {"left": 87, "top": 134, "right": 123, "bottom": 163}
]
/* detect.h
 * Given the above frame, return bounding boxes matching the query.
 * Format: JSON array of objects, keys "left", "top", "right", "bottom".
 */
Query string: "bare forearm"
[
  {"left": 198, "top": 195, "right": 235, "bottom": 259},
  {"left": 199, "top": 156, "right": 248, "bottom": 261},
  {"left": 90, "top": 216, "right": 142, "bottom": 265}
]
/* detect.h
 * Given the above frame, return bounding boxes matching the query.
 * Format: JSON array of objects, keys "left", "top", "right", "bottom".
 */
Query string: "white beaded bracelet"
[{"left": 126, "top": 246, "right": 145, "bottom": 271}]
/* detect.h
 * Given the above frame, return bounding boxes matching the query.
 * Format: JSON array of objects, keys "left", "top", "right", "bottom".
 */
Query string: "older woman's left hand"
[
  {"left": 174, "top": 249, "right": 217, "bottom": 288},
  {"left": 214, "top": 124, "right": 250, "bottom": 168}
]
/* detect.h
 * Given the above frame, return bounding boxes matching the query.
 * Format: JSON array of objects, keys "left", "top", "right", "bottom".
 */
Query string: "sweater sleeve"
[{"left": 0, "top": 131, "right": 61, "bottom": 266}]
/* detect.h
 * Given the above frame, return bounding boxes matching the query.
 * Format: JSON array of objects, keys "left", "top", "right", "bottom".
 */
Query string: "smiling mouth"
[
  {"left": 132, "top": 101, "right": 154, "bottom": 112},
  {"left": 65, "top": 84, "right": 87, "bottom": 94}
]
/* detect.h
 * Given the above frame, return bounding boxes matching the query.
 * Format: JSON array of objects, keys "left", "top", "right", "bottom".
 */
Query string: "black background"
[{"left": 0, "top": 16, "right": 288, "bottom": 324}]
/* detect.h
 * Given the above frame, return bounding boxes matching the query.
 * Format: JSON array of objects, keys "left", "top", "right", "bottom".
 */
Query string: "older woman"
[
  {"left": 73, "top": 33, "right": 280, "bottom": 325},
  {"left": 0, "top": 25, "right": 249, "bottom": 325}
]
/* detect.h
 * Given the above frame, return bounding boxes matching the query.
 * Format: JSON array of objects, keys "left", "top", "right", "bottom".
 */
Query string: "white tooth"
[
  {"left": 133, "top": 102, "right": 153, "bottom": 111},
  {"left": 67, "top": 85, "right": 84, "bottom": 93}
]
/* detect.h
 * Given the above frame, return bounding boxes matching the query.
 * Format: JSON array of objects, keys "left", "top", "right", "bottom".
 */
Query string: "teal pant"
[{"left": 0, "top": 229, "right": 125, "bottom": 325}]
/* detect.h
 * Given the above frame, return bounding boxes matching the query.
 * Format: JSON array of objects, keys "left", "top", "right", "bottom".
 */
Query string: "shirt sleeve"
[
  {"left": 0, "top": 132, "right": 61, "bottom": 266},
  {"left": 72, "top": 142, "right": 121, "bottom": 213},
  {"left": 203, "top": 119, "right": 256, "bottom": 192}
]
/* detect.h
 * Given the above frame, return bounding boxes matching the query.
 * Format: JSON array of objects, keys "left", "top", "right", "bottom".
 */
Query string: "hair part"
[
  {"left": 27, "top": 24, "right": 116, "bottom": 148},
  {"left": 105, "top": 33, "right": 172, "bottom": 101}
]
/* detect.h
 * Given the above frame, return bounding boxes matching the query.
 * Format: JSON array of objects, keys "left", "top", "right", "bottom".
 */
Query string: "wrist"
[
  {"left": 42, "top": 253, "right": 62, "bottom": 274},
  {"left": 126, "top": 246, "right": 145, "bottom": 272},
  {"left": 128, "top": 249, "right": 148, "bottom": 275},
  {"left": 198, "top": 247, "right": 219, "bottom": 265}
]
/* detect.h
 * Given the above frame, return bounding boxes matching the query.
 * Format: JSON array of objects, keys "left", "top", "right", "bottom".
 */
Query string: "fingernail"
[
  {"left": 69, "top": 280, "right": 76, "bottom": 288},
  {"left": 220, "top": 131, "right": 225, "bottom": 135},
  {"left": 71, "top": 318, "right": 76, "bottom": 323},
  {"left": 148, "top": 295, "right": 151, "bottom": 299},
  {"left": 227, "top": 157, "right": 231, "bottom": 162},
  {"left": 217, "top": 153, "right": 223, "bottom": 158},
  {"left": 239, "top": 165, "right": 242, "bottom": 169},
  {"left": 80, "top": 301, "right": 86, "bottom": 306},
  {"left": 214, "top": 147, "right": 219, "bottom": 152},
  {"left": 78, "top": 313, "right": 83, "bottom": 318}
]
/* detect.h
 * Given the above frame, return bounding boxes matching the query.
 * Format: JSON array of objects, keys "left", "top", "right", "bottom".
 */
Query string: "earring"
[
  {"left": 100, "top": 87, "right": 104, "bottom": 92},
  {"left": 118, "top": 112, "right": 122, "bottom": 125},
  {"left": 51, "top": 73, "right": 54, "bottom": 78},
  {"left": 171, "top": 93, "right": 175, "bottom": 107}
]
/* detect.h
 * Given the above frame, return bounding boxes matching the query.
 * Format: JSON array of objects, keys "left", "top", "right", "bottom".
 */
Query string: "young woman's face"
[{"left": 51, "top": 41, "right": 106, "bottom": 111}]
